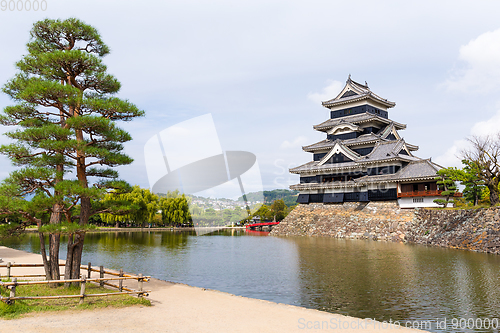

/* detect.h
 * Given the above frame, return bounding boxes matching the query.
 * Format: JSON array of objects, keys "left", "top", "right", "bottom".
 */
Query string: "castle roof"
[
  {"left": 321, "top": 76, "right": 396, "bottom": 109},
  {"left": 290, "top": 159, "right": 442, "bottom": 190},
  {"left": 314, "top": 112, "right": 406, "bottom": 132},
  {"left": 357, "top": 140, "right": 415, "bottom": 164},
  {"left": 291, "top": 139, "right": 419, "bottom": 174},
  {"left": 303, "top": 125, "right": 418, "bottom": 153}
]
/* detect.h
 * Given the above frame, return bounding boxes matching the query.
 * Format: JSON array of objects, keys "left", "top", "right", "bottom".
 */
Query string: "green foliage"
[
  {"left": 433, "top": 169, "right": 458, "bottom": 208},
  {"left": 250, "top": 199, "right": 294, "bottom": 222},
  {"left": 0, "top": 17, "right": 143, "bottom": 226},
  {"left": 440, "top": 160, "right": 485, "bottom": 205},
  {"left": 160, "top": 196, "right": 190, "bottom": 225},
  {"left": 38, "top": 222, "right": 97, "bottom": 234},
  {"left": 0, "top": 18, "right": 144, "bottom": 281},
  {"left": 461, "top": 134, "right": 500, "bottom": 206},
  {"left": 270, "top": 199, "right": 287, "bottom": 221},
  {"left": 100, "top": 186, "right": 159, "bottom": 226},
  {"left": 238, "top": 189, "right": 299, "bottom": 207}
]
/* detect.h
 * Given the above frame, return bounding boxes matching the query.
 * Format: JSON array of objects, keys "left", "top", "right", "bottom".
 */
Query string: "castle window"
[{"left": 413, "top": 198, "right": 424, "bottom": 203}]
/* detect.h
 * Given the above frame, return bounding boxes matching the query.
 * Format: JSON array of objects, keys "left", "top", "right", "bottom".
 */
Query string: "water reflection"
[
  {"left": 293, "top": 237, "right": 500, "bottom": 331},
  {"left": 2, "top": 231, "right": 500, "bottom": 332}
]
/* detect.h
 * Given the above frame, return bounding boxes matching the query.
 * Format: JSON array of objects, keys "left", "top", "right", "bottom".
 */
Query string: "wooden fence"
[{"left": 0, "top": 262, "right": 150, "bottom": 305}]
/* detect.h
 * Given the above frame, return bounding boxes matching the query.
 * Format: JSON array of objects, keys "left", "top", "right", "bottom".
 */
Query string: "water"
[{"left": 3, "top": 230, "right": 500, "bottom": 332}]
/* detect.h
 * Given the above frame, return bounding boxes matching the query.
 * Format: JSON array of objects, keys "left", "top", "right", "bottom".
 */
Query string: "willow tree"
[
  {"left": 0, "top": 18, "right": 143, "bottom": 281},
  {"left": 101, "top": 186, "right": 159, "bottom": 228}
]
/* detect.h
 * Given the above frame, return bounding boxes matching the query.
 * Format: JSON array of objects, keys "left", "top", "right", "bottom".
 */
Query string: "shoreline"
[
  {"left": 0, "top": 245, "right": 424, "bottom": 332},
  {"left": 22, "top": 226, "right": 247, "bottom": 233},
  {"left": 271, "top": 203, "right": 500, "bottom": 255}
]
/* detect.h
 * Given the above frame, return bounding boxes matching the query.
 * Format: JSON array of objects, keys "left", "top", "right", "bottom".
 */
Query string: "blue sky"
[{"left": 2, "top": 0, "right": 500, "bottom": 198}]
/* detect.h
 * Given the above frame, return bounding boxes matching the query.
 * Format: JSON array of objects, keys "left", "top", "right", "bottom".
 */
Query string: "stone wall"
[
  {"left": 270, "top": 201, "right": 414, "bottom": 242},
  {"left": 270, "top": 203, "right": 500, "bottom": 254},
  {"left": 407, "top": 208, "right": 500, "bottom": 254}
]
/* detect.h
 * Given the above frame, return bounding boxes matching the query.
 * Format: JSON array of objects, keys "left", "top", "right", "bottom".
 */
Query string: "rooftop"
[
  {"left": 314, "top": 112, "right": 406, "bottom": 132},
  {"left": 291, "top": 139, "right": 420, "bottom": 174},
  {"left": 290, "top": 159, "right": 443, "bottom": 190},
  {"left": 321, "top": 76, "right": 396, "bottom": 109},
  {"left": 303, "top": 125, "right": 418, "bottom": 152}
]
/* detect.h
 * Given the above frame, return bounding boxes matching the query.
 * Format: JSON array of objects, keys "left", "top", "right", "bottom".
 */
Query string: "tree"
[
  {"left": 441, "top": 160, "right": 485, "bottom": 206},
  {"left": 270, "top": 199, "right": 287, "bottom": 221},
  {"left": 251, "top": 204, "right": 271, "bottom": 221},
  {"left": 461, "top": 134, "right": 500, "bottom": 206},
  {"left": 101, "top": 186, "right": 159, "bottom": 227},
  {"left": 0, "top": 18, "right": 143, "bottom": 282},
  {"left": 433, "top": 169, "right": 458, "bottom": 208},
  {"left": 159, "top": 192, "right": 190, "bottom": 226}
]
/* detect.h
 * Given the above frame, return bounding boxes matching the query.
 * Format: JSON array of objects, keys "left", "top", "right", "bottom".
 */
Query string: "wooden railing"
[
  {"left": 0, "top": 262, "right": 150, "bottom": 305},
  {"left": 398, "top": 190, "right": 463, "bottom": 198}
]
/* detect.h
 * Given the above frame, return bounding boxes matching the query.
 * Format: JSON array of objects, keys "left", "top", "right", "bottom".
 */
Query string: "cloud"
[
  {"left": 434, "top": 109, "right": 500, "bottom": 167},
  {"left": 444, "top": 28, "right": 500, "bottom": 93},
  {"left": 280, "top": 136, "right": 309, "bottom": 149},
  {"left": 470, "top": 109, "right": 500, "bottom": 136},
  {"left": 307, "top": 80, "right": 343, "bottom": 104},
  {"left": 433, "top": 139, "right": 468, "bottom": 168}
]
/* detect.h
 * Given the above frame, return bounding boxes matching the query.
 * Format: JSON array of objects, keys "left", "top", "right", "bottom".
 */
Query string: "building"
[{"left": 290, "top": 76, "right": 457, "bottom": 208}]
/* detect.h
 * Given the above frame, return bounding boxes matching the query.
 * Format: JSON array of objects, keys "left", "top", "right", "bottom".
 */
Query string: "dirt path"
[{"left": 0, "top": 246, "right": 424, "bottom": 333}]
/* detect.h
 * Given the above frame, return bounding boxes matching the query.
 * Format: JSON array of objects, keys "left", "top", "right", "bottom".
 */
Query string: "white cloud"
[
  {"left": 444, "top": 28, "right": 500, "bottom": 93},
  {"left": 280, "top": 136, "right": 309, "bottom": 149},
  {"left": 433, "top": 139, "right": 468, "bottom": 168},
  {"left": 434, "top": 109, "right": 500, "bottom": 167},
  {"left": 307, "top": 80, "right": 343, "bottom": 104},
  {"left": 470, "top": 110, "right": 500, "bottom": 136}
]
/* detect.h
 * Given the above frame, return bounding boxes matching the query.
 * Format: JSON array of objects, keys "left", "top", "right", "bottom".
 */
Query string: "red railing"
[
  {"left": 246, "top": 222, "right": 280, "bottom": 228},
  {"left": 398, "top": 190, "right": 462, "bottom": 198}
]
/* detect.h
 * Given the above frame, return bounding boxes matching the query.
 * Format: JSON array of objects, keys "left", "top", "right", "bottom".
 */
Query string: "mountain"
[{"left": 239, "top": 189, "right": 299, "bottom": 207}]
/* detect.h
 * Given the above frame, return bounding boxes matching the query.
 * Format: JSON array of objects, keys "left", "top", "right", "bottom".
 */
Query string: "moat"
[{"left": 3, "top": 230, "right": 500, "bottom": 332}]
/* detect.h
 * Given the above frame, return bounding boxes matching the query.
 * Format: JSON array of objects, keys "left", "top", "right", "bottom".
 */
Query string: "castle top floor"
[{"left": 322, "top": 76, "right": 396, "bottom": 119}]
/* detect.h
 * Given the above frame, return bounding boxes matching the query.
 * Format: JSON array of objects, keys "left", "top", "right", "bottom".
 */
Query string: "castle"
[{"left": 290, "top": 76, "right": 451, "bottom": 208}]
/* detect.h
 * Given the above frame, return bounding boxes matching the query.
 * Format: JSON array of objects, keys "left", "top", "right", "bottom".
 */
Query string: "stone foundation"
[
  {"left": 270, "top": 203, "right": 500, "bottom": 254},
  {"left": 270, "top": 201, "right": 414, "bottom": 242}
]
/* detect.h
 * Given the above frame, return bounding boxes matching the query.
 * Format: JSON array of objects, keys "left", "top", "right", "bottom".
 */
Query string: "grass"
[{"left": 0, "top": 280, "right": 150, "bottom": 319}]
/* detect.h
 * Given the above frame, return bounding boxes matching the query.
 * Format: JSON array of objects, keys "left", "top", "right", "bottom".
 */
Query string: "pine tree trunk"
[
  {"left": 47, "top": 203, "right": 62, "bottom": 283},
  {"left": 64, "top": 234, "right": 75, "bottom": 287},
  {"left": 70, "top": 232, "right": 85, "bottom": 285},
  {"left": 48, "top": 233, "right": 60, "bottom": 281},
  {"left": 38, "top": 232, "right": 51, "bottom": 281},
  {"left": 72, "top": 122, "right": 90, "bottom": 282}
]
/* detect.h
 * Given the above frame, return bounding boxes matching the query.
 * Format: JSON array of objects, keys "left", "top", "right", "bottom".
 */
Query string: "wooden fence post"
[
  {"left": 9, "top": 277, "right": 16, "bottom": 305},
  {"left": 119, "top": 269, "right": 123, "bottom": 292},
  {"left": 7, "top": 261, "right": 11, "bottom": 279},
  {"left": 138, "top": 273, "right": 143, "bottom": 297},
  {"left": 79, "top": 276, "right": 86, "bottom": 305},
  {"left": 99, "top": 265, "right": 104, "bottom": 287},
  {"left": 87, "top": 262, "right": 91, "bottom": 279}
]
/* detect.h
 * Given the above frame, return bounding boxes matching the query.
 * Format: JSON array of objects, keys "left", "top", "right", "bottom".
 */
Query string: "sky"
[{"left": 1, "top": 0, "right": 500, "bottom": 199}]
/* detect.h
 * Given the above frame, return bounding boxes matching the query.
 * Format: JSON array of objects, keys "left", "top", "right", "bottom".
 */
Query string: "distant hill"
[{"left": 239, "top": 189, "right": 299, "bottom": 207}]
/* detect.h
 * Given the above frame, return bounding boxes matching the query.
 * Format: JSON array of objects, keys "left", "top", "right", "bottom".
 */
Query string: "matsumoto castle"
[{"left": 290, "top": 76, "right": 450, "bottom": 209}]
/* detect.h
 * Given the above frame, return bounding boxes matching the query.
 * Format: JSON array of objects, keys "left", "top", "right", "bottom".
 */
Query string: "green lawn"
[{"left": 0, "top": 280, "right": 150, "bottom": 319}]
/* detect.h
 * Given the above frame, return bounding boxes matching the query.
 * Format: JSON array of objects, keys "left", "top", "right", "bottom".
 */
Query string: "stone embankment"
[{"left": 270, "top": 202, "right": 500, "bottom": 254}]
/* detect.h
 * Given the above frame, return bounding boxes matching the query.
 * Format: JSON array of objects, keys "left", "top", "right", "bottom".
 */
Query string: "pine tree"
[
  {"left": 433, "top": 169, "right": 458, "bottom": 208},
  {"left": 0, "top": 18, "right": 143, "bottom": 282}
]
